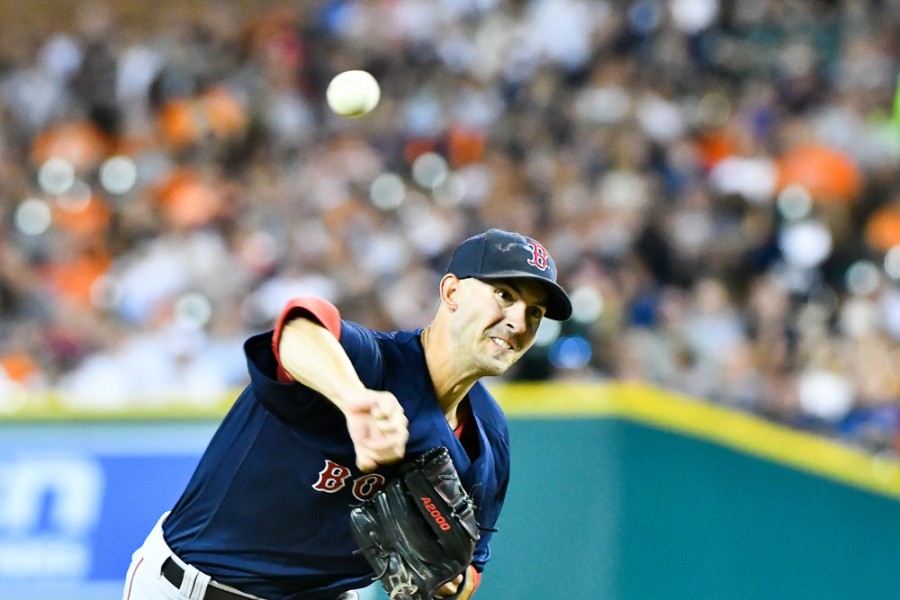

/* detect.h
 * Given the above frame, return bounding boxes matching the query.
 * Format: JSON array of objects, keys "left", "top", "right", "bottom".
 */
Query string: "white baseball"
[{"left": 326, "top": 70, "right": 381, "bottom": 118}]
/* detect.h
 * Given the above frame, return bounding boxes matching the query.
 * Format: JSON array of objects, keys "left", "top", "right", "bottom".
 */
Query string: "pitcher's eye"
[{"left": 527, "top": 306, "right": 546, "bottom": 320}]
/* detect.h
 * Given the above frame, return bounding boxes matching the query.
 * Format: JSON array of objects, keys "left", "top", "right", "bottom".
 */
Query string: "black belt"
[{"left": 161, "top": 557, "right": 251, "bottom": 600}]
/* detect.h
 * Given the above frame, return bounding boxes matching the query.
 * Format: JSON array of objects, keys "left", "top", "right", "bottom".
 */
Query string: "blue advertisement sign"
[{"left": 0, "top": 422, "right": 216, "bottom": 600}]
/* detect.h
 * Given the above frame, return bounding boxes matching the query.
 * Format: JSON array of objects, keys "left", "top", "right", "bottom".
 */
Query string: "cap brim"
[{"left": 475, "top": 271, "right": 572, "bottom": 321}]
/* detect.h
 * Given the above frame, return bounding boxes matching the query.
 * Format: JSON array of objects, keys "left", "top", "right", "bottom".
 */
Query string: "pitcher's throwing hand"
[{"left": 343, "top": 390, "right": 409, "bottom": 472}]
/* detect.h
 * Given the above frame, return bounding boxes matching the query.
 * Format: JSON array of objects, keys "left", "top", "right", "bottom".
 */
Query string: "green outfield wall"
[
  {"left": 474, "top": 383, "right": 900, "bottom": 600},
  {"left": 6, "top": 382, "right": 900, "bottom": 600}
]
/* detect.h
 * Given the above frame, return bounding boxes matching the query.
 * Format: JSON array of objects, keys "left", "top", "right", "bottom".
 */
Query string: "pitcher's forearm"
[{"left": 278, "top": 317, "right": 365, "bottom": 409}]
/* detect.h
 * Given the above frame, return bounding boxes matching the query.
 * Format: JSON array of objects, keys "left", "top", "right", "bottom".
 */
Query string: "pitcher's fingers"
[
  {"left": 373, "top": 412, "right": 405, "bottom": 433},
  {"left": 356, "top": 451, "right": 378, "bottom": 472},
  {"left": 373, "top": 393, "right": 402, "bottom": 418},
  {"left": 364, "top": 432, "right": 406, "bottom": 456},
  {"left": 434, "top": 574, "right": 464, "bottom": 597}
]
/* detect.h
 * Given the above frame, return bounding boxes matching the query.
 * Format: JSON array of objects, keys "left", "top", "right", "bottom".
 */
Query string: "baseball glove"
[{"left": 349, "top": 446, "right": 480, "bottom": 600}]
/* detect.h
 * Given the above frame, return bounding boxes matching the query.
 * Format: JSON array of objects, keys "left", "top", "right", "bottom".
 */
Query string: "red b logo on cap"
[{"left": 526, "top": 241, "right": 549, "bottom": 271}]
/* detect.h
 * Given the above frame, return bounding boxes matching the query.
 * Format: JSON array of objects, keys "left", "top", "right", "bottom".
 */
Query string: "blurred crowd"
[{"left": 1, "top": 0, "right": 899, "bottom": 456}]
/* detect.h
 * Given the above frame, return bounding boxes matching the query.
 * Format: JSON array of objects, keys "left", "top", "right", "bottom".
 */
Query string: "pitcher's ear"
[{"left": 440, "top": 274, "right": 462, "bottom": 310}]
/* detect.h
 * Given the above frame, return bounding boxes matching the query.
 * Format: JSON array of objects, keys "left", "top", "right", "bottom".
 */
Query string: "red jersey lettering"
[
  {"left": 352, "top": 474, "right": 386, "bottom": 500},
  {"left": 312, "top": 460, "right": 386, "bottom": 500},
  {"left": 312, "top": 460, "right": 352, "bottom": 493}
]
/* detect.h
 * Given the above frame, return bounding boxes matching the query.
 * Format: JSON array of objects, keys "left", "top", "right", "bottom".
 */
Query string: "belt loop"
[
  {"left": 193, "top": 571, "right": 212, "bottom": 600},
  {"left": 180, "top": 562, "right": 212, "bottom": 600}
]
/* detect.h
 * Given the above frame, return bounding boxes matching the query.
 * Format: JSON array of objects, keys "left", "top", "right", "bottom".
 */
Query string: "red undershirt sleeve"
[
  {"left": 271, "top": 297, "right": 342, "bottom": 383},
  {"left": 469, "top": 565, "right": 482, "bottom": 592},
  {"left": 452, "top": 564, "right": 481, "bottom": 599}
]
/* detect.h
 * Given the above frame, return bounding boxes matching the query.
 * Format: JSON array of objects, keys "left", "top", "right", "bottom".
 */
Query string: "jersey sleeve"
[
  {"left": 272, "top": 297, "right": 342, "bottom": 383},
  {"left": 333, "top": 320, "right": 385, "bottom": 390},
  {"left": 247, "top": 297, "right": 387, "bottom": 425},
  {"left": 270, "top": 297, "right": 385, "bottom": 390}
]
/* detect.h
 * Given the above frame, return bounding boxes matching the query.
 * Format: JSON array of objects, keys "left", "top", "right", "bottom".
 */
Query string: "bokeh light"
[
  {"left": 670, "top": 0, "right": 720, "bottom": 34},
  {"left": 99, "top": 155, "right": 138, "bottom": 194},
  {"left": 569, "top": 285, "right": 604, "bottom": 324},
  {"left": 776, "top": 185, "right": 813, "bottom": 221},
  {"left": 15, "top": 198, "right": 52, "bottom": 235},
  {"left": 370, "top": 172, "right": 406, "bottom": 210},
  {"left": 534, "top": 318, "right": 561, "bottom": 347},
  {"left": 798, "top": 369, "right": 854, "bottom": 422},
  {"left": 548, "top": 336, "right": 593, "bottom": 370},
  {"left": 37, "top": 157, "right": 75, "bottom": 196},
  {"left": 778, "top": 220, "right": 833, "bottom": 269},
  {"left": 884, "top": 246, "right": 900, "bottom": 280},
  {"left": 174, "top": 292, "right": 212, "bottom": 331},
  {"left": 411, "top": 152, "right": 449, "bottom": 189},
  {"left": 845, "top": 260, "right": 881, "bottom": 296}
]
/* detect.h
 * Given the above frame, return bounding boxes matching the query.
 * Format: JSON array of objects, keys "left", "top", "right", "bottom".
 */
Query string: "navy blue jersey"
[{"left": 162, "top": 320, "right": 510, "bottom": 600}]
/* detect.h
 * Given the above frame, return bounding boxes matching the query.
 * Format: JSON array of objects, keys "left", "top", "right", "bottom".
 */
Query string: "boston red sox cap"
[{"left": 445, "top": 228, "right": 572, "bottom": 321}]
